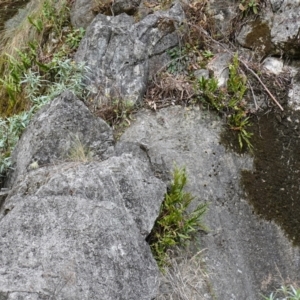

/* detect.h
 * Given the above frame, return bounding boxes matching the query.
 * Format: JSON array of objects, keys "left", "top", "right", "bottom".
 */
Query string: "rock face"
[
  {"left": 117, "top": 106, "right": 300, "bottom": 299},
  {"left": 0, "top": 154, "right": 165, "bottom": 299},
  {"left": 75, "top": 3, "right": 185, "bottom": 105},
  {"left": 0, "top": 89, "right": 166, "bottom": 299},
  {"left": 235, "top": 1, "right": 300, "bottom": 57},
  {"left": 7, "top": 91, "right": 114, "bottom": 187}
]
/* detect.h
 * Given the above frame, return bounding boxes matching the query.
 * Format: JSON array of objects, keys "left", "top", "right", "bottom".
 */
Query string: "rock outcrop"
[
  {"left": 7, "top": 91, "right": 114, "bottom": 187},
  {"left": 75, "top": 3, "right": 185, "bottom": 105},
  {"left": 235, "top": 0, "right": 300, "bottom": 57},
  {"left": 117, "top": 106, "right": 300, "bottom": 299},
  {"left": 0, "top": 92, "right": 166, "bottom": 299}
]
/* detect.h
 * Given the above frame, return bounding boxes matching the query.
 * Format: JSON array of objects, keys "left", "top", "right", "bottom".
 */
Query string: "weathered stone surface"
[
  {"left": 70, "top": 0, "right": 96, "bottom": 29},
  {"left": 8, "top": 91, "right": 114, "bottom": 187},
  {"left": 270, "top": 0, "right": 284, "bottom": 12},
  {"left": 112, "top": 0, "right": 141, "bottom": 15},
  {"left": 117, "top": 106, "right": 300, "bottom": 299},
  {"left": 236, "top": 1, "right": 300, "bottom": 57},
  {"left": 0, "top": 154, "right": 166, "bottom": 299},
  {"left": 206, "top": 0, "right": 237, "bottom": 34},
  {"left": 236, "top": 19, "right": 273, "bottom": 59},
  {"left": 262, "top": 57, "right": 284, "bottom": 75},
  {"left": 288, "top": 69, "right": 300, "bottom": 110},
  {"left": 207, "top": 52, "right": 231, "bottom": 87},
  {"left": 71, "top": 0, "right": 142, "bottom": 29},
  {"left": 75, "top": 3, "right": 185, "bottom": 105},
  {"left": 271, "top": 0, "right": 300, "bottom": 56}
]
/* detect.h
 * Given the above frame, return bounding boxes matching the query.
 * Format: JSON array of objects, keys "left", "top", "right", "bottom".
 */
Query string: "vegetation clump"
[
  {"left": 198, "top": 54, "right": 253, "bottom": 150},
  {"left": 147, "top": 166, "right": 207, "bottom": 269},
  {"left": 0, "top": 0, "right": 88, "bottom": 179}
]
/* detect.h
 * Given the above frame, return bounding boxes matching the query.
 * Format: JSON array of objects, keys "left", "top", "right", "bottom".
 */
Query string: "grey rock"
[
  {"left": 70, "top": 0, "right": 96, "bottom": 29},
  {"left": 288, "top": 70, "right": 300, "bottom": 110},
  {"left": 194, "top": 69, "right": 209, "bottom": 80},
  {"left": 207, "top": 52, "right": 231, "bottom": 87},
  {"left": 8, "top": 91, "right": 114, "bottom": 187},
  {"left": 71, "top": 0, "right": 141, "bottom": 29},
  {"left": 117, "top": 106, "right": 300, "bottom": 299},
  {"left": 112, "top": 0, "right": 141, "bottom": 15},
  {"left": 206, "top": 0, "right": 237, "bottom": 34},
  {"left": 271, "top": 1, "right": 300, "bottom": 56},
  {"left": 262, "top": 57, "right": 284, "bottom": 75},
  {"left": 270, "top": 0, "right": 284, "bottom": 11},
  {"left": 75, "top": 3, "right": 185, "bottom": 105},
  {"left": 0, "top": 154, "right": 166, "bottom": 299},
  {"left": 236, "top": 19, "right": 273, "bottom": 59}
]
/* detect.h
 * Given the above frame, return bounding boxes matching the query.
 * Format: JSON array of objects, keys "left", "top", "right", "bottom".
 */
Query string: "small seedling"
[
  {"left": 202, "top": 50, "right": 214, "bottom": 59},
  {"left": 239, "top": 0, "right": 260, "bottom": 15}
]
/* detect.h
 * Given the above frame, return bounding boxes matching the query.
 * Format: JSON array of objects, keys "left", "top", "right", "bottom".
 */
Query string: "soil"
[{"left": 0, "top": 0, "right": 29, "bottom": 31}]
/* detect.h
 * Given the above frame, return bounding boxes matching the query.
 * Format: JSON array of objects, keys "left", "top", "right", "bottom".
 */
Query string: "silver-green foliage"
[
  {"left": 263, "top": 285, "right": 300, "bottom": 300},
  {"left": 0, "top": 58, "right": 89, "bottom": 176}
]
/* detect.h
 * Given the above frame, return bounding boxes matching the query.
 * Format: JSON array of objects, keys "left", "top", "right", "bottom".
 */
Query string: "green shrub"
[{"left": 147, "top": 166, "right": 207, "bottom": 269}]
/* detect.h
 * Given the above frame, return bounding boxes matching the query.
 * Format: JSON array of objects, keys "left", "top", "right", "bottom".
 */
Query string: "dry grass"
[
  {"left": 145, "top": 72, "right": 195, "bottom": 109},
  {"left": 0, "top": 0, "right": 70, "bottom": 115},
  {"left": 67, "top": 134, "right": 93, "bottom": 163},
  {"left": 1, "top": 1, "right": 42, "bottom": 56},
  {"left": 156, "top": 248, "right": 211, "bottom": 300}
]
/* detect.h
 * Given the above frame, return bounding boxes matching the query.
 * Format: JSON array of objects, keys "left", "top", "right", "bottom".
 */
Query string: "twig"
[
  {"left": 239, "top": 59, "right": 284, "bottom": 111},
  {"left": 248, "top": 82, "right": 258, "bottom": 111},
  {"left": 189, "top": 23, "right": 284, "bottom": 111}
]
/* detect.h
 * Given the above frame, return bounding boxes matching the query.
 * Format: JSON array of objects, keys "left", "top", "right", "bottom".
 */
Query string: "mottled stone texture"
[
  {"left": 0, "top": 154, "right": 165, "bottom": 299},
  {"left": 7, "top": 91, "right": 114, "bottom": 186},
  {"left": 75, "top": 3, "right": 184, "bottom": 105},
  {"left": 117, "top": 106, "right": 300, "bottom": 299}
]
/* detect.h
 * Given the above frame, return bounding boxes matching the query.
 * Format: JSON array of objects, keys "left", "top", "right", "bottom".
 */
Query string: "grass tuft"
[
  {"left": 147, "top": 166, "right": 207, "bottom": 270},
  {"left": 156, "top": 248, "right": 210, "bottom": 300}
]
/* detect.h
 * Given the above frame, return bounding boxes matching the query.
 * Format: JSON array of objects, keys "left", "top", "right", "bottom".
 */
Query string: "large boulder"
[
  {"left": 7, "top": 91, "right": 114, "bottom": 187},
  {"left": 117, "top": 106, "right": 300, "bottom": 299},
  {"left": 75, "top": 3, "right": 185, "bottom": 105},
  {"left": 0, "top": 154, "right": 166, "bottom": 299}
]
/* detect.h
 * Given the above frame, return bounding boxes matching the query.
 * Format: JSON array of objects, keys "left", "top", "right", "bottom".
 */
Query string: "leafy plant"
[
  {"left": 198, "top": 77, "right": 224, "bottom": 111},
  {"left": 147, "top": 166, "right": 207, "bottom": 269},
  {"left": 239, "top": 0, "right": 260, "bottom": 15},
  {"left": 66, "top": 28, "right": 85, "bottom": 49},
  {"left": 202, "top": 50, "right": 214, "bottom": 59},
  {"left": 0, "top": 58, "right": 89, "bottom": 176},
  {"left": 167, "top": 43, "right": 200, "bottom": 74},
  {"left": 167, "top": 47, "right": 188, "bottom": 74},
  {"left": 227, "top": 54, "right": 253, "bottom": 150},
  {"left": 262, "top": 285, "right": 300, "bottom": 300},
  {"left": 197, "top": 53, "right": 253, "bottom": 151}
]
